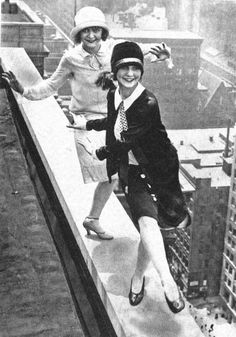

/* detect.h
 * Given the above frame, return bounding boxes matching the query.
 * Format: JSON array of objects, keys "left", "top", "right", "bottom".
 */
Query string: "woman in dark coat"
[{"left": 69, "top": 41, "right": 191, "bottom": 313}]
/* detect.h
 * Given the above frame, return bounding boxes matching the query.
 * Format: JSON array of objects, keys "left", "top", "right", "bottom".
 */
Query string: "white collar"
[{"left": 114, "top": 82, "right": 145, "bottom": 111}]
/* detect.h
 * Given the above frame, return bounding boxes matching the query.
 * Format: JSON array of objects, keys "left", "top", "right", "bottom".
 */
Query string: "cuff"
[{"left": 22, "top": 87, "right": 29, "bottom": 97}]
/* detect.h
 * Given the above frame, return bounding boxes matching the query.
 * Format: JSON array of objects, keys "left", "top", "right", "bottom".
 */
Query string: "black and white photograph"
[{"left": 1, "top": 1, "right": 236, "bottom": 336}]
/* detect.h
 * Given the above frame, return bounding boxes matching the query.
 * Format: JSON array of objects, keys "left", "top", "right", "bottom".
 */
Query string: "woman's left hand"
[
  {"left": 149, "top": 42, "right": 174, "bottom": 68},
  {"left": 149, "top": 42, "right": 171, "bottom": 61}
]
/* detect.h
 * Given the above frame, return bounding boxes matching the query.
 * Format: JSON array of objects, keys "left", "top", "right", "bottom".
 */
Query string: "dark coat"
[
  {"left": 86, "top": 87, "right": 189, "bottom": 228},
  {"left": 86, "top": 87, "right": 174, "bottom": 183}
]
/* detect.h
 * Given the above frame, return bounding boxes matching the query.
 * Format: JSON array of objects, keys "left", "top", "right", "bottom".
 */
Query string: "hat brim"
[
  {"left": 70, "top": 21, "right": 109, "bottom": 41},
  {"left": 114, "top": 58, "right": 143, "bottom": 69}
]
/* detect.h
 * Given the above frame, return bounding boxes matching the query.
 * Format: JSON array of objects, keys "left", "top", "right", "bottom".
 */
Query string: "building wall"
[
  {"left": 23, "top": 0, "right": 82, "bottom": 36},
  {"left": 199, "top": 1, "right": 236, "bottom": 58},
  {"left": 171, "top": 175, "right": 229, "bottom": 299},
  {"left": 200, "top": 85, "right": 236, "bottom": 129},
  {"left": 220, "top": 139, "right": 236, "bottom": 322},
  {"left": 1, "top": 1, "right": 49, "bottom": 76}
]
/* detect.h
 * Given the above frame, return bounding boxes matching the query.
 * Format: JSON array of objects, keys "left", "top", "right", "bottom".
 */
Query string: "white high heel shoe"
[{"left": 83, "top": 217, "right": 113, "bottom": 240}]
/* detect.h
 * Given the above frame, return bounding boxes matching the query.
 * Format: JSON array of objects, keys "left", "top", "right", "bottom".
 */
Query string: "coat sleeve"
[{"left": 86, "top": 117, "right": 108, "bottom": 131}]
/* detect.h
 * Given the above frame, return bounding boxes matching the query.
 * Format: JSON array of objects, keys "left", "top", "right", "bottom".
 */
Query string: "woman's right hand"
[
  {"left": 1, "top": 71, "right": 24, "bottom": 95},
  {"left": 66, "top": 115, "right": 87, "bottom": 130}
]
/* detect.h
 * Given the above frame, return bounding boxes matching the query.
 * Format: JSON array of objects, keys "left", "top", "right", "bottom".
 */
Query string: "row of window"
[
  {"left": 171, "top": 245, "right": 189, "bottom": 269},
  {"left": 177, "top": 235, "right": 190, "bottom": 251},
  {"left": 227, "top": 236, "right": 236, "bottom": 249},
  {"left": 225, "top": 261, "right": 236, "bottom": 278},
  {"left": 224, "top": 275, "right": 236, "bottom": 294},
  {"left": 225, "top": 249, "right": 235, "bottom": 263},
  {"left": 228, "top": 221, "right": 236, "bottom": 236}
]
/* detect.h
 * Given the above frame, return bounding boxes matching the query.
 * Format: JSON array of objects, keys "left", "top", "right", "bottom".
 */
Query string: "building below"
[
  {"left": 167, "top": 128, "right": 233, "bottom": 300},
  {"left": 220, "top": 128, "right": 236, "bottom": 323}
]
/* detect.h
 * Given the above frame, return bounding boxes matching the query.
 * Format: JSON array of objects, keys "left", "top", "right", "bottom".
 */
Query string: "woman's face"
[
  {"left": 116, "top": 65, "right": 142, "bottom": 91},
  {"left": 80, "top": 26, "right": 103, "bottom": 52}
]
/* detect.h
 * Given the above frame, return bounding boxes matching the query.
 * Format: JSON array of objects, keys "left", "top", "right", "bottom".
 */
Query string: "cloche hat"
[
  {"left": 70, "top": 6, "right": 109, "bottom": 41},
  {"left": 111, "top": 41, "right": 144, "bottom": 76}
]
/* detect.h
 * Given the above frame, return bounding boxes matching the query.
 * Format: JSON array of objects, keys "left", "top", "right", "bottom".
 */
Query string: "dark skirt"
[{"left": 120, "top": 145, "right": 190, "bottom": 230}]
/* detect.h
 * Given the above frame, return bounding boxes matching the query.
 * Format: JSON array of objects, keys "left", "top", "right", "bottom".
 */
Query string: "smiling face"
[
  {"left": 80, "top": 26, "right": 103, "bottom": 53},
  {"left": 116, "top": 64, "right": 142, "bottom": 97}
]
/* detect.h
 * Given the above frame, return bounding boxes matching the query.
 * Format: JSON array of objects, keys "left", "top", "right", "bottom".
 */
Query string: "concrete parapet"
[{"left": 0, "top": 47, "right": 204, "bottom": 337}]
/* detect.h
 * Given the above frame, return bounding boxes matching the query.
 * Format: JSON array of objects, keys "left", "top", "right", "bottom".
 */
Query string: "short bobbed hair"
[{"left": 74, "top": 28, "right": 109, "bottom": 44}]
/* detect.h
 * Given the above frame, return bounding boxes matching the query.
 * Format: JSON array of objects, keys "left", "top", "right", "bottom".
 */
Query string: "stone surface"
[{"left": 0, "top": 89, "right": 84, "bottom": 337}]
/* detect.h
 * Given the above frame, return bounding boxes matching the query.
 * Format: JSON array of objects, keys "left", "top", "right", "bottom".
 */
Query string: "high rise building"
[
  {"left": 220, "top": 126, "right": 236, "bottom": 322},
  {"left": 167, "top": 128, "right": 232, "bottom": 299}
]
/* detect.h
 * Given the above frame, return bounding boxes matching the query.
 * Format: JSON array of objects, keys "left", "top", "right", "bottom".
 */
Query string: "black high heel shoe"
[
  {"left": 165, "top": 288, "right": 185, "bottom": 314},
  {"left": 129, "top": 276, "right": 145, "bottom": 306}
]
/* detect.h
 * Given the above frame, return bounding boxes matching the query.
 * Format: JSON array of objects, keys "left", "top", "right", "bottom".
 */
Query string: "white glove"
[
  {"left": 91, "top": 148, "right": 98, "bottom": 160},
  {"left": 66, "top": 115, "right": 87, "bottom": 130}
]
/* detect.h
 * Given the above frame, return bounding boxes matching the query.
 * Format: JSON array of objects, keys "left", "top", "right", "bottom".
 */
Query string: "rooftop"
[
  {"left": 110, "top": 28, "right": 203, "bottom": 42},
  {"left": 168, "top": 128, "right": 234, "bottom": 186}
]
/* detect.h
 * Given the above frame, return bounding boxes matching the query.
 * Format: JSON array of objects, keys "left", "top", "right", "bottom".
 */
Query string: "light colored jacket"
[{"left": 23, "top": 39, "right": 155, "bottom": 115}]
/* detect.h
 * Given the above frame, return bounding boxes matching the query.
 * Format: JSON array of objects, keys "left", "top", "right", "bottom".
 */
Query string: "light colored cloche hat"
[{"left": 70, "top": 6, "right": 109, "bottom": 41}]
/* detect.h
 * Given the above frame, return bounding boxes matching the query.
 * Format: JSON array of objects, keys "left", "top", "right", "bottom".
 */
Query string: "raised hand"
[
  {"left": 149, "top": 42, "right": 174, "bottom": 69},
  {"left": 149, "top": 42, "right": 171, "bottom": 61},
  {"left": 1, "top": 71, "right": 24, "bottom": 94}
]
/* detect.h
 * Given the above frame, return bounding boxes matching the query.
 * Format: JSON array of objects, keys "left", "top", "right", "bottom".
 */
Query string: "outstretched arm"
[{"left": 2, "top": 53, "right": 71, "bottom": 101}]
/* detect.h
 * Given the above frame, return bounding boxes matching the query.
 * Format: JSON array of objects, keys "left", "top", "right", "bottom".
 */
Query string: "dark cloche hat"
[{"left": 111, "top": 41, "right": 144, "bottom": 75}]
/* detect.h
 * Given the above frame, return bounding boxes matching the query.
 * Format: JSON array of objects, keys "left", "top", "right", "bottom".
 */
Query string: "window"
[
  {"left": 232, "top": 197, "right": 236, "bottom": 207},
  {"left": 228, "top": 279, "right": 231, "bottom": 287},
  {"left": 223, "top": 290, "right": 230, "bottom": 302}
]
